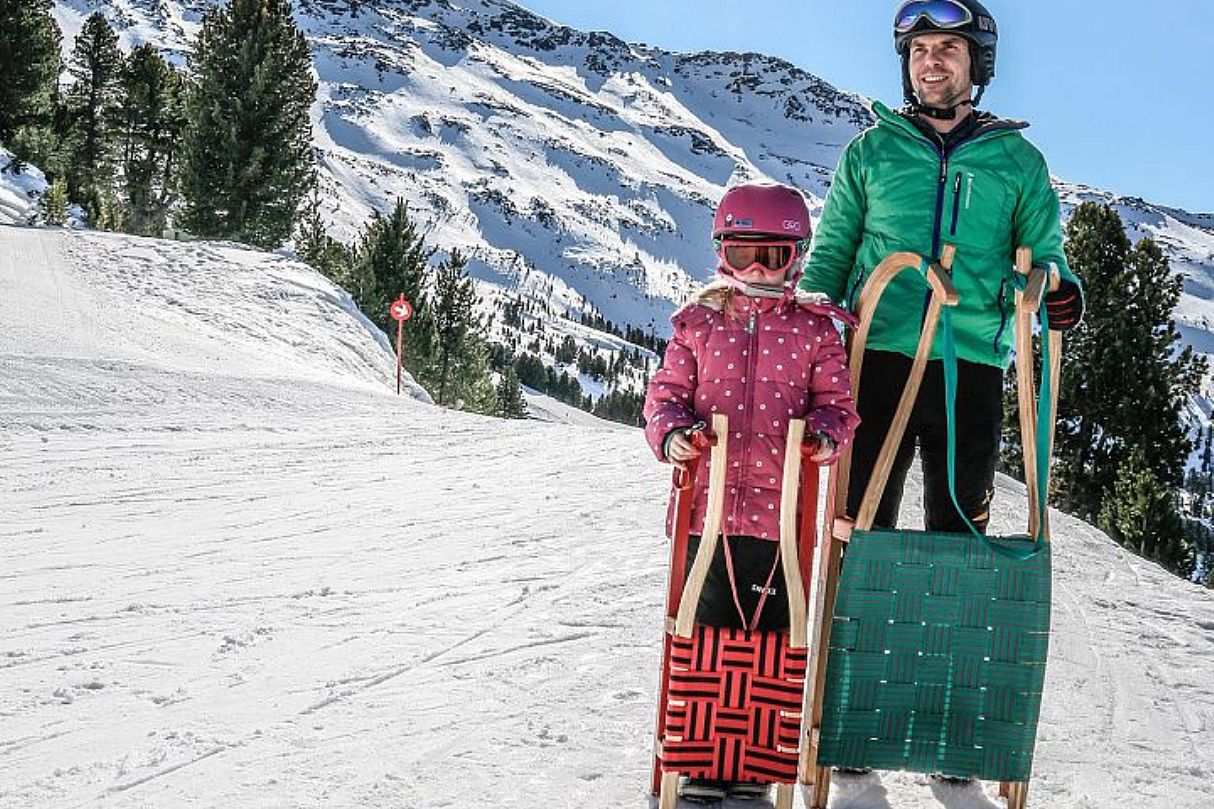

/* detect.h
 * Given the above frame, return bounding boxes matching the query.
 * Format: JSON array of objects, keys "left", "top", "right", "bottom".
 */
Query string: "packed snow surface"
[{"left": 4, "top": 227, "right": 1214, "bottom": 808}]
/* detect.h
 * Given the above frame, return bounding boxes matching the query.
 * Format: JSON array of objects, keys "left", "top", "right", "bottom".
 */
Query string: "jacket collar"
[
  {"left": 694, "top": 281, "right": 788, "bottom": 314},
  {"left": 871, "top": 100, "right": 1027, "bottom": 149}
]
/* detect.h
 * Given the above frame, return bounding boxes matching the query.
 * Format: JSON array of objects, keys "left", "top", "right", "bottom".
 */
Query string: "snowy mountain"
[
  {"left": 4, "top": 224, "right": 1214, "bottom": 808},
  {"left": 44, "top": 1, "right": 1214, "bottom": 349},
  {"left": 38, "top": 0, "right": 882, "bottom": 335}
]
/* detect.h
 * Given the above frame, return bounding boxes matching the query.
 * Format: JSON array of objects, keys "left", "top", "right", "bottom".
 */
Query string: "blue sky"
[{"left": 521, "top": 0, "right": 1213, "bottom": 214}]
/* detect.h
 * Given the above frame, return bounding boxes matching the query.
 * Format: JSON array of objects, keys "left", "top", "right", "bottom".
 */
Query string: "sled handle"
[
  {"left": 851, "top": 247, "right": 959, "bottom": 531},
  {"left": 1013, "top": 248, "right": 1062, "bottom": 542},
  {"left": 671, "top": 427, "right": 713, "bottom": 490},
  {"left": 672, "top": 413, "right": 730, "bottom": 636},
  {"left": 779, "top": 420, "right": 810, "bottom": 647}
]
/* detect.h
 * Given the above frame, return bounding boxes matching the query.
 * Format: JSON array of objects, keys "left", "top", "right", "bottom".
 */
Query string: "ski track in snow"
[{"left": 3, "top": 226, "right": 1214, "bottom": 808}]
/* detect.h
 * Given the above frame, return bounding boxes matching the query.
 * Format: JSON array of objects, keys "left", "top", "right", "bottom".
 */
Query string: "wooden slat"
[
  {"left": 853, "top": 247, "right": 958, "bottom": 530},
  {"left": 658, "top": 771, "right": 680, "bottom": 809},
  {"left": 672, "top": 413, "right": 730, "bottom": 636},
  {"left": 801, "top": 248, "right": 956, "bottom": 799},
  {"left": 659, "top": 415, "right": 729, "bottom": 809},
  {"left": 780, "top": 419, "right": 809, "bottom": 647},
  {"left": 1014, "top": 248, "right": 1041, "bottom": 538}
]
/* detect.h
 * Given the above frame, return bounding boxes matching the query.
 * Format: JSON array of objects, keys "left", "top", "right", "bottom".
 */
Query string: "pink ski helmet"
[
  {"left": 712, "top": 182, "right": 812, "bottom": 285},
  {"left": 712, "top": 182, "right": 811, "bottom": 243}
]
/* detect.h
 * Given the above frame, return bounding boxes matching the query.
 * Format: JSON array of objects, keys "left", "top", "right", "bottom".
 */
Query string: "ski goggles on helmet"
[
  {"left": 894, "top": 0, "right": 973, "bottom": 33},
  {"left": 716, "top": 238, "right": 799, "bottom": 275}
]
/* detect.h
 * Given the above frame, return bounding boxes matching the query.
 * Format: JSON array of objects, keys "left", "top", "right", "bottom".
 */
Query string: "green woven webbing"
[
  {"left": 941, "top": 278, "right": 1052, "bottom": 556},
  {"left": 818, "top": 528, "right": 1050, "bottom": 780}
]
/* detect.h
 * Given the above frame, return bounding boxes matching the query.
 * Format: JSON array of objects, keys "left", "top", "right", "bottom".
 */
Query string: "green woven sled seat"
[{"left": 817, "top": 528, "right": 1050, "bottom": 781}]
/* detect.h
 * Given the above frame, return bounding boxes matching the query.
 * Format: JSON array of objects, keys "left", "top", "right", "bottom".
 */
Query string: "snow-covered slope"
[
  {"left": 0, "top": 223, "right": 429, "bottom": 408},
  {"left": 0, "top": 149, "right": 49, "bottom": 227},
  {"left": 3, "top": 228, "right": 1214, "bottom": 808}
]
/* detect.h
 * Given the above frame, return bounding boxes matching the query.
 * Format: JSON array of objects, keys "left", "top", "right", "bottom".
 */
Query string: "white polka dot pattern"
[{"left": 642, "top": 294, "right": 859, "bottom": 540}]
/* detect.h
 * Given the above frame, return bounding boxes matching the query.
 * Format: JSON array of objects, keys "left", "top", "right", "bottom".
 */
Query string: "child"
[{"left": 643, "top": 182, "right": 860, "bottom": 803}]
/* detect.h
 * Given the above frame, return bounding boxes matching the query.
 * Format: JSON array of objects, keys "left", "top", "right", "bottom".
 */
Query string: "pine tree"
[
  {"left": 555, "top": 334, "right": 577, "bottom": 365},
  {"left": 0, "top": 0, "right": 62, "bottom": 168},
  {"left": 41, "top": 177, "right": 69, "bottom": 225},
  {"left": 1036, "top": 203, "right": 1205, "bottom": 574},
  {"left": 178, "top": 0, "right": 316, "bottom": 248},
  {"left": 494, "top": 364, "right": 527, "bottom": 419},
  {"left": 1098, "top": 450, "right": 1190, "bottom": 571},
  {"left": 592, "top": 389, "right": 646, "bottom": 426},
  {"left": 296, "top": 184, "right": 354, "bottom": 285},
  {"left": 515, "top": 352, "right": 545, "bottom": 390},
  {"left": 429, "top": 248, "right": 495, "bottom": 411},
  {"left": 117, "top": 44, "right": 185, "bottom": 235},
  {"left": 353, "top": 198, "right": 436, "bottom": 379},
  {"left": 63, "top": 13, "right": 126, "bottom": 228}
]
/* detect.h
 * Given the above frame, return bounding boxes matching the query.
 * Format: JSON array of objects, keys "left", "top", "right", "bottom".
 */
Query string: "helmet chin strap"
[
  {"left": 907, "top": 83, "right": 985, "bottom": 120},
  {"left": 913, "top": 97, "right": 972, "bottom": 120},
  {"left": 715, "top": 266, "right": 801, "bottom": 301}
]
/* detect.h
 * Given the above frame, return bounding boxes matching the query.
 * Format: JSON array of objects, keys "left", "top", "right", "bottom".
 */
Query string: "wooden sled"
[
  {"left": 653, "top": 413, "right": 822, "bottom": 809},
  {"left": 799, "top": 247, "right": 1062, "bottom": 809}
]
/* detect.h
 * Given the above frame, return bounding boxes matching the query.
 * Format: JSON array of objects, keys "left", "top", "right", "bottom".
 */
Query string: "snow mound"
[
  {"left": 0, "top": 148, "right": 48, "bottom": 226},
  {"left": 0, "top": 226, "right": 429, "bottom": 427}
]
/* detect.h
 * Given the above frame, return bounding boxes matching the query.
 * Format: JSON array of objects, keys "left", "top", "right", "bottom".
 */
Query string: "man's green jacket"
[{"left": 800, "top": 101, "right": 1082, "bottom": 368}]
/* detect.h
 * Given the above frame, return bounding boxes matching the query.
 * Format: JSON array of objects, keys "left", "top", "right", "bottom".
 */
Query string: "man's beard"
[{"left": 917, "top": 79, "right": 970, "bottom": 109}]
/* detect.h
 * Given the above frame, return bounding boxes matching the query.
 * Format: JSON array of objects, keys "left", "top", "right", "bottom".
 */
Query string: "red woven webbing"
[{"left": 661, "top": 626, "right": 806, "bottom": 783}]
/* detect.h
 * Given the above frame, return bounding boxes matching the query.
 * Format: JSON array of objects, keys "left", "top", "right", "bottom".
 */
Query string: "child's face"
[{"left": 719, "top": 240, "right": 796, "bottom": 285}]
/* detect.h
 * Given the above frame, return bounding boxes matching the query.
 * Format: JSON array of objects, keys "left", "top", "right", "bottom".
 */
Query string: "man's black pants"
[{"left": 846, "top": 350, "right": 1004, "bottom": 532}]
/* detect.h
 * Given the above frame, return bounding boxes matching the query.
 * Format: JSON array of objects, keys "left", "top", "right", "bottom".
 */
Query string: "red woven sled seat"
[{"left": 662, "top": 625, "right": 807, "bottom": 783}]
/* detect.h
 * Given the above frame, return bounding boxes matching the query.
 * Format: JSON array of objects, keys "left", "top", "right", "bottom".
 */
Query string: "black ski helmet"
[{"left": 894, "top": 0, "right": 998, "bottom": 107}]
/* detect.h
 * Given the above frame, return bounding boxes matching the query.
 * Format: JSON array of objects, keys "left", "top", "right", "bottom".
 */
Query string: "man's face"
[{"left": 908, "top": 32, "right": 974, "bottom": 108}]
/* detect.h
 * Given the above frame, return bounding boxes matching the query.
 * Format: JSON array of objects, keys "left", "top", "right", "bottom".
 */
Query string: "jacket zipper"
[
  {"left": 732, "top": 309, "right": 760, "bottom": 532},
  {"left": 922, "top": 149, "right": 949, "bottom": 325},
  {"left": 950, "top": 171, "right": 963, "bottom": 236},
  {"left": 992, "top": 278, "right": 1010, "bottom": 355},
  {"left": 931, "top": 151, "right": 948, "bottom": 258}
]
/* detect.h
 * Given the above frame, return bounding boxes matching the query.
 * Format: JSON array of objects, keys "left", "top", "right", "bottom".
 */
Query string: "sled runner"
[
  {"left": 799, "top": 247, "right": 1061, "bottom": 809},
  {"left": 653, "top": 413, "right": 822, "bottom": 809}
]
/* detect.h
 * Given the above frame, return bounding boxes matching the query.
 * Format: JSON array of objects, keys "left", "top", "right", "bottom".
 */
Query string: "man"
[{"left": 800, "top": 0, "right": 1085, "bottom": 532}]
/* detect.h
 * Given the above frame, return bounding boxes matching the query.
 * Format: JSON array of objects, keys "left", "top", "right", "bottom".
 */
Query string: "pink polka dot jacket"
[{"left": 643, "top": 286, "right": 860, "bottom": 541}]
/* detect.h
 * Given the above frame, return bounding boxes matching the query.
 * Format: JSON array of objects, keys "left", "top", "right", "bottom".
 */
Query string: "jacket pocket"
[
  {"left": 949, "top": 171, "right": 963, "bottom": 236},
  {"left": 954, "top": 171, "right": 1014, "bottom": 251}
]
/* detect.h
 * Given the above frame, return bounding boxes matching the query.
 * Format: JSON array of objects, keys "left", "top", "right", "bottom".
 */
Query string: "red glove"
[{"left": 1043, "top": 277, "right": 1084, "bottom": 331}]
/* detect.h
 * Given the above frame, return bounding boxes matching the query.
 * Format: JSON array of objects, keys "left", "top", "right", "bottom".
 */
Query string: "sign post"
[{"left": 389, "top": 294, "right": 413, "bottom": 395}]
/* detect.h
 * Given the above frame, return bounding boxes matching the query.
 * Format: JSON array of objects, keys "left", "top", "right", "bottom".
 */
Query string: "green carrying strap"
[{"left": 939, "top": 272, "right": 1052, "bottom": 559}]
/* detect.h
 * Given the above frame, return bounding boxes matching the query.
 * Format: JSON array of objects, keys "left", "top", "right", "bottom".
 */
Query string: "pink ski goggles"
[{"left": 716, "top": 238, "right": 800, "bottom": 276}]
